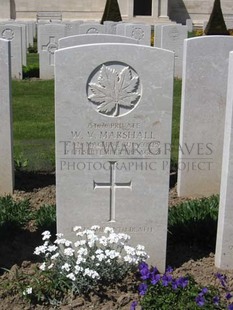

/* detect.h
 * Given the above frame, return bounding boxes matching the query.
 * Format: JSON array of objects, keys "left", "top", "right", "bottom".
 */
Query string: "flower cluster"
[
  {"left": 134, "top": 262, "right": 228, "bottom": 310},
  {"left": 32, "top": 226, "right": 148, "bottom": 296},
  {"left": 138, "top": 262, "right": 189, "bottom": 297},
  {"left": 216, "top": 273, "right": 233, "bottom": 310}
]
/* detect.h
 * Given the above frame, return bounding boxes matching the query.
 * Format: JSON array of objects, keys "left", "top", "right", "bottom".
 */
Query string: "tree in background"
[
  {"left": 204, "top": 0, "right": 229, "bottom": 35},
  {"left": 101, "top": 0, "right": 122, "bottom": 24}
]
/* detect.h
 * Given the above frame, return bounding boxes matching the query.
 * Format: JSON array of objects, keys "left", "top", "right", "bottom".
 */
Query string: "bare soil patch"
[{"left": 0, "top": 172, "right": 232, "bottom": 309}]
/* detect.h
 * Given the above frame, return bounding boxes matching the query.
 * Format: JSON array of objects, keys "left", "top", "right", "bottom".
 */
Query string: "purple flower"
[
  {"left": 139, "top": 261, "right": 148, "bottom": 271},
  {"left": 228, "top": 304, "right": 233, "bottom": 310},
  {"left": 213, "top": 296, "right": 219, "bottom": 305},
  {"left": 226, "top": 293, "right": 233, "bottom": 300},
  {"left": 172, "top": 279, "right": 178, "bottom": 290},
  {"left": 138, "top": 262, "right": 150, "bottom": 280},
  {"left": 201, "top": 287, "right": 208, "bottom": 295},
  {"left": 216, "top": 272, "right": 227, "bottom": 287},
  {"left": 151, "top": 273, "right": 161, "bottom": 285},
  {"left": 177, "top": 277, "right": 189, "bottom": 289},
  {"left": 130, "top": 301, "right": 138, "bottom": 310},
  {"left": 166, "top": 266, "right": 173, "bottom": 274},
  {"left": 161, "top": 274, "right": 172, "bottom": 287},
  {"left": 195, "top": 295, "right": 205, "bottom": 307},
  {"left": 138, "top": 283, "right": 148, "bottom": 296},
  {"left": 151, "top": 266, "right": 159, "bottom": 275}
]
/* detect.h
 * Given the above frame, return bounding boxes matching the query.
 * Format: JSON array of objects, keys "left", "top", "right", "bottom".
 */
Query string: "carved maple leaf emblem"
[{"left": 88, "top": 65, "right": 140, "bottom": 116}]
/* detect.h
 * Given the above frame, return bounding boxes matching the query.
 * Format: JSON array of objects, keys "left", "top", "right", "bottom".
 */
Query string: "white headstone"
[
  {"left": 79, "top": 23, "right": 105, "bottom": 34},
  {"left": 0, "top": 24, "right": 22, "bottom": 79},
  {"left": 215, "top": 51, "right": 233, "bottom": 270},
  {"left": 55, "top": 43, "right": 174, "bottom": 272},
  {"left": 178, "top": 36, "right": 233, "bottom": 197},
  {"left": 0, "top": 39, "right": 14, "bottom": 195},
  {"left": 161, "top": 24, "right": 188, "bottom": 78},
  {"left": 104, "top": 21, "right": 118, "bottom": 34},
  {"left": 58, "top": 34, "right": 138, "bottom": 49},
  {"left": 116, "top": 23, "right": 151, "bottom": 46},
  {"left": 154, "top": 24, "right": 163, "bottom": 47},
  {"left": 38, "top": 23, "right": 66, "bottom": 79},
  {"left": 116, "top": 23, "right": 126, "bottom": 36},
  {"left": 126, "top": 24, "right": 151, "bottom": 46},
  {"left": 186, "top": 19, "right": 193, "bottom": 32},
  {"left": 6, "top": 23, "right": 27, "bottom": 66},
  {"left": 64, "top": 21, "right": 83, "bottom": 37}
]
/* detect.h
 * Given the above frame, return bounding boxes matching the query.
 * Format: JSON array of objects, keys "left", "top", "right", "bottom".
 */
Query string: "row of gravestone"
[
  {"left": 1, "top": 34, "right": 232, "bottom": 273},
  {"left": 38, "top": 22, "right": 189, "bottom": 79},
  {"left": 0, "top": 20, "right": 189, "bottom": 79}
]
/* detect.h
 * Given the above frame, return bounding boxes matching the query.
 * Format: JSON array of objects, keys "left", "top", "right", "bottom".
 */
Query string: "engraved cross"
[
  {"left": 42, "top": 36, "right": 57, "bottom": 65},
  {"left": 93, "top": 161, "right": 132, "bottom": 222}
]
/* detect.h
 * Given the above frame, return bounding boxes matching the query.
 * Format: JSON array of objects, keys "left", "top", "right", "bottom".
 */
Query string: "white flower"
[
  {"left": 96, "top": 253, "right": 106, "bottom": 262},
  {"left": 105, "top": 249, "right": 120, "bottom": 259},
  {"left": 108, "top": 232, "right": 119, "bottom": 244},
  {"left": 76, "top": 231, "right": 84, "bottom": 237},
  {"left": 61, "top": 263, "right": 71, "bottom": 272},
  {"left": 48, "top": 263, "right": 54, "bottom": 269},
  {"left": 88, "top": 240, "right": 95, "bottom": 248},
  {"left": 123, "top": 255, "right": 133, "bottom": 263},
  {"left": 39, "top": 262, "right": 46, "bottom": 271},
  {"left": 83, "top": 268, "right": 100, "bottom": 279},
  {"left": 64, "top": 240, "right": 72, "bottom": 247},
  {"left": 136, "top": 250, "right": 148, "bottom": 258},
  {"left": 54, "top": 238, "right": 67, "bottom": 245},
  {"left": 99, "top": 236, "right": 108, "bottom": 246},
  {"left": 56, "top": 233, "right": 64, "bottom": 238},
  {"left": 74, "top": 240, "right": 86, "bottom": 247},
  {"left": 51, "top": 253, "right": 59, "bottom": 260},
  {"left": 23, "top": 287, "right": 32, "bottom": 295},
  {"left": 66, "top": 272, "right": 76, "bottom": 281},
  {"left": 42, "top": 231, "right": 51, "bottom": 240},
  {"left": 64, "top": 247, "right": 75, "bottom": 256},
  {"left": 136, "top": 244, "right": 145, "bottom": 251},
  {"left": 73, "top": 226, "right": 82, "bottom": 232},
  {"left": 91, "top": 225, "right": 100, "bottom": 230},
  {"left": 74, "top": 265, "right": 83, "bottom": 274},
  {"left": 124, "top": 245, "right": 135, "bottom": 256},
  {"left": 118, "top": 233, "right": 130, "bottom": 241},
  {"left": 95, "top": 249, "right": 103, "bottom": 254},
  {"left": 76, "top": 255, "right": 84, "bottom": 265},
  {"left": 77, "top": 247, "right": 88, "bottom": 256},
  {"left": 104, "top": 227, "right": 114, "bottom": 234},
  {"left": 34, "top": 245, "right": 47, "bottom": 255},
  {"left": 47, "top": 245, "right": 58, "bottom": 252}
]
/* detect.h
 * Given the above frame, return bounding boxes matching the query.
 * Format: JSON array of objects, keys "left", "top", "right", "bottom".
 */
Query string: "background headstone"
[
  {"left": 104, "top": 21, "right": 118, "bottom": 34},
  {"left": 64, "top": 21, "right": 83, "bottom": 37},
  {"left": 178, "top": 36, "right": 233, "bottom": 197},
  {"left": 79, "top": 23, "right": 105, "bottom": 34},
  {"left": 125, "top": 24, "right": 151, "bottom": 46},
  {"left": 215, "top": 51, "right": 233, "bottom": 270},
  {"left": 186, "top": 19, "right": 193, "bottom": 32},
  {"left": 38, "top": 23, "right": 66, "bottom": 79},
  {"left": 0, "top": 24, "right": 22, "bottom": 79},
  {"left": 0, "top": 39, "right": 14, "bottom": 195},
  {"left": 58, "top": 34, "right": 138, "bottom": 49},
  {"left": 116, "top": 23, "right": 151, "bottom": 46},
  {"left": 160, "top": 24, "right": 188, "bottom": 78},
  {"left": 6, "top": 23, "right": 27, "bottom": 66},
  {"left": 55, "top": 43, "right": 174, "bottom": 272}
]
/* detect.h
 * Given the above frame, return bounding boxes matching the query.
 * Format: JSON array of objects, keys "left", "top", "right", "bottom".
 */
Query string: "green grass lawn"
[
  {"left": 13, "top": 75, "right": 55, "bottom": 171},
  {"left": 12, "top": 53, "right": 182, "bottom": 172}
]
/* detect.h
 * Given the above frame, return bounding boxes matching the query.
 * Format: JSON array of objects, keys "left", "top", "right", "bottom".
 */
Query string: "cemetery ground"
[{"left": 0, "top": 54, "right": 233, "bottom": 309}]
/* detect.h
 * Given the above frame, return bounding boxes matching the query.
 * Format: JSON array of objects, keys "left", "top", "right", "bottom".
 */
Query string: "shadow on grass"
[
  {"left": 15, "top": 171, "right": 55, "bottom": 192},
  {"left": 0, "top": 224, "right": 56, "bottom": 276}
]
